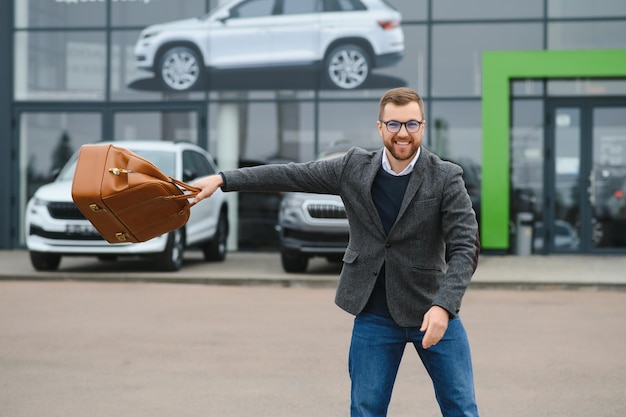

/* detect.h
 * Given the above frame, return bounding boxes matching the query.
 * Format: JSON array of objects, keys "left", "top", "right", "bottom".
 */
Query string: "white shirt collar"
[{"left": 381, "top": 147, "right": 421, "bottom": 176}]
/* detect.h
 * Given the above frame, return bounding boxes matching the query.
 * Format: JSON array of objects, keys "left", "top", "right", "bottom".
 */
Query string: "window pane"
[
  {"left": 547, "top": 79, "right": 626, "bottom": 97},
  {"left": 386, "top": 0, "right": 427, "bottom": 22},
  {"left": 430, "top": 100, "right": 483, "bottom": 224},
  {"left": 111, "top": 0, "right": 206, "bottom": 27},
  {"left": 113, "top": 112, "right": 198, "bottom": 143},
  {"left": 434, "top": 0, "right": 543, "bottom": 19},
  {"left": 14, "top": 31, "right": 106, "bottom": 101},
  {"left": 548, "top": 22, "right": 626, "bottom": 50},
  {"left": 19, "top": 112, "right": 102, "bottom": 243},
  {"left": 510, "top": 100, "right": 544, "bottom": 230},
  {"left": 548, "top": 0, "right": 626, "bottom": 18},
  {"left": 429, "top": 101, "right": 482, "bottom": 165},
  {"left": 511, "top": 80, "right": 545, "bottom": 97},
  {"left": 319, "top": 101, "right": 382, "bottom": 156},
  {"left": 209, "top": 100, "right": 315, "bottom": 163},
  {"left": 432, "top": 23, "right": 543, "bottom": 97},
  {"left": 15, "top": 0, "right": 105, "bottom": 28}
]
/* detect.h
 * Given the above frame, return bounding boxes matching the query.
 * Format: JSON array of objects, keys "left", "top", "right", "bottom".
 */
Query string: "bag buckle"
[
  {"left": 116, "top": 232, "right": 129, "bottom": 241},
  {"left": 89, "top": 204, "right": 106, "bottom": 213},
  {"left": 109, "top": 168, "right": 132, "bottom": 176}
]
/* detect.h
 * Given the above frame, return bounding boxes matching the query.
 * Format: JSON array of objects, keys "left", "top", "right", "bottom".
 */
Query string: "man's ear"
[{"left": 376, "top": 120, "right": 384, "bottom": 136}]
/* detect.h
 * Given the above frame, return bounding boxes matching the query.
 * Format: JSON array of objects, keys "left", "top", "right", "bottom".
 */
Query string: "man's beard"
[{"left": 385, "top": 143, "right": 418, "bottom": 161}]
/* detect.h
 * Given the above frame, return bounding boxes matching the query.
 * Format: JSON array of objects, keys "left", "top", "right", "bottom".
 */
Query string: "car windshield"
[{"left": 57, "top": 148, "right": 177, "bottom": 181}]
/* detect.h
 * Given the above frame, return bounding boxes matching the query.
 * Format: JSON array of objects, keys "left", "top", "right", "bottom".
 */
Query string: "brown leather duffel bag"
[{"left": 71, "top": 143, "right": 200, "bottom": 244}]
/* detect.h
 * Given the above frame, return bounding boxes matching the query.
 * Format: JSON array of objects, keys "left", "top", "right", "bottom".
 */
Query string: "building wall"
[{"left": 3, "top": 0, "right": 626, "bottom": 249}]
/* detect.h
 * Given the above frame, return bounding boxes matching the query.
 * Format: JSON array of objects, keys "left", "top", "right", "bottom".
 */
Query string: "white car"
[
  {"left": 134, "top": 0, "right": 404, "bottom": 91},
  {"left": 25, "top": 141, "right": 228, "bottom": 272}
]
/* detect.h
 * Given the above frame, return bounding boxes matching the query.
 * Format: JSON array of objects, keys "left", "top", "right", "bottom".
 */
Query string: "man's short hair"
[{"left": 378, "top": 87, "right": 425, "bottom": 120}]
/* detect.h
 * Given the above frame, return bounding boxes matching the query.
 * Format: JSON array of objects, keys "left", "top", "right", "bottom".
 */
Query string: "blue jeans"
[{"left": 349, "top": 313, "right": 479, "bottom": 417}]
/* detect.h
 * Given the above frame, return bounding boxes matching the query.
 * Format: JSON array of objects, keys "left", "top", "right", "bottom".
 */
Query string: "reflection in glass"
[
  {"left": 14, "top": 32, "right": 106, "bottom": 101},
  {"left": 511, "top": 100, "right": 544, "bottom": 252},
  {"left": 319, "top": 101, "right": 382, "bottom": 158},
  {"left": 15, "top": 0, "right": 106, "bottom": 28},
  {"left": 111, "top": 0, "right": 206, "bottom": 27},
  {"left": 432, "top": 23, "right": 543, "bottom": 97},
  {"left": 592, "top": 107, "right": 626, "bottom": 248},
  {"left": 548, "top": 0, "right": 626, "bottom": 18},
  {"left": 552, "top": 108, "right": 581, "bottom": 251},
  {"left": 386, "top": 0, "right": 428, "bottom": 22},
  {"left": 511, "top": 80, "right": 544, "bottom": 97},
  {"left": 430, "top": 101, "right": 482, "bottom": 164},
  {"left": 433, "top": 0, "right": 542, "bottom": 19},
  {"left": 19, "top": 112, "right": 102, "bottom": 244},
  {"left": 208, "top": 100, "right": 315, "bottom": 163},
  {"left": 113, "top": 112, "right": 198, "bottom": 143},
  {"left": 430, "top": 101, "right": 483, "bottom": 224},
  {"left": 547, "top": 79, "right": 626, "bottom": 97}
]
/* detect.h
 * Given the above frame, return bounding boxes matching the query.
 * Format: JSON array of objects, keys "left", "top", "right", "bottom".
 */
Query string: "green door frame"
[{"left": 481, "top": 48, "right": 626, "bottom": 251}]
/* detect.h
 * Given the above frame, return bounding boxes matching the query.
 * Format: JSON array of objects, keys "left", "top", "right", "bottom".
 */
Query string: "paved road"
[
  {"left": 2, "top": 250, "right": 626, "bottom": 416},
  {"left": 1, "top": 281, "right": 626, "bottom": 416}
]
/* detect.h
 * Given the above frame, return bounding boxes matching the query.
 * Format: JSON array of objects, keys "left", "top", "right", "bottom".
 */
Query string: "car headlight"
[
  {"left": 280, "top": 196, "right": 306, "bottom": 220},
  {"left": 31, "top": 197, "right": 48, "bottom": 207}
]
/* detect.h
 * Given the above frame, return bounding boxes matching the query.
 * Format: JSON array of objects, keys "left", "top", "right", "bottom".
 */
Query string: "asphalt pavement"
[{"left": 2, "top": 250, "right": 626, "bottom": 417}]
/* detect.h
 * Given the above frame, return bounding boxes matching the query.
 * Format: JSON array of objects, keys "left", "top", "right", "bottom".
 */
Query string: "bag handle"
[
  {"left": 108, "top": 168, "right": 202, "bottom": 208},
  {"left": 168, "top": 177, "right": 202, "bottom": 208}
]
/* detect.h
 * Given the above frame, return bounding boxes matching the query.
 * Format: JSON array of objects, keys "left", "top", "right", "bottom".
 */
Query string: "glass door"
[
  {"left": 591, "top": 105, "right": 626, "bottom": 249},
  {"left": 544, "top": 100, "right": 626, "bottom": 253},
  {"left": 545, "top": 105, "right": 583, "bottom": 253}
]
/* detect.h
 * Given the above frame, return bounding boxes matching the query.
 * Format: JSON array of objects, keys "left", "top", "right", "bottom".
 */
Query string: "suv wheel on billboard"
[
  {"left": 325, "top": 44, "right": 371, "bottom": 90},
  {"left": 159, "top": 46, "right": 203, "bottom": 91}
]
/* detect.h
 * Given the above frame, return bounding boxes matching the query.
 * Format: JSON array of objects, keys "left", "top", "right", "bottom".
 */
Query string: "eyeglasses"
[{"left": 379, "top": 118, "right": 424, "bottom": 133}]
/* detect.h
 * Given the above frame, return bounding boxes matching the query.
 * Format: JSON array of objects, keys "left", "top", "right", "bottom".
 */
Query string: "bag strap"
[
  {"left": 168, "top": 177, "right": 202, "bottom": 207},
  {"left": 108, "top": 168, "right": 202, "bottom": 208}
]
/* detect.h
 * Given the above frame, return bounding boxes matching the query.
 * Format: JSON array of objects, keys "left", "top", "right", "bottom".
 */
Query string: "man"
[{"left": 193, "top": 87, "right": 481, "bottom": 417}]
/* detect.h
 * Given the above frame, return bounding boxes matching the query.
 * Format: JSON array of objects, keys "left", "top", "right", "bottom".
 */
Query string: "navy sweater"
[{"left": 362, "top": 167, "right": 411, "bottom": 317}]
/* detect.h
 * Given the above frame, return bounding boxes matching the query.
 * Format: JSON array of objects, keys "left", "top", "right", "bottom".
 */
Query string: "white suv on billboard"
[
  {"left": 25, "top": 141, "right": 229, "bottom": 272},
  {"left": 134, "top": 0, "right": 404, "bottom": 91}
]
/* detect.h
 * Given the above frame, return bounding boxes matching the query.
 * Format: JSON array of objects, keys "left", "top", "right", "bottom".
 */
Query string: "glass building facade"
[{"left": 2, "top": 0, "right": 626, "bottom": 254}]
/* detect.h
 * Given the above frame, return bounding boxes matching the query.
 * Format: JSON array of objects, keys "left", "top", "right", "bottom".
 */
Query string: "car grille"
[
  {"left": 306, "top": 203, "right": 346, "bottom": 219},
  {"left": 47, "top": 202, "right": 86, "bottom": 220}
]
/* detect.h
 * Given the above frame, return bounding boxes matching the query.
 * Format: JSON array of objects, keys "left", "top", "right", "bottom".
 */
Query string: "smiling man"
[{"left": 193, "top": 87, "right": 481, "bottom": 417}]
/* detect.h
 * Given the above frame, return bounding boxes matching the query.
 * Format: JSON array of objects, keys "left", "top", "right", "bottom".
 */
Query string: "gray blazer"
[{"left": 221, "top": 147, "right": 479, "bottom": 327}]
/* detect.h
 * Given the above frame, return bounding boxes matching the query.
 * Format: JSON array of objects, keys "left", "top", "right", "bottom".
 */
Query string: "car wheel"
[
  {"left": 155, "top": 228, "right": 184, "bottom": 271},
  {"left": 203, "top": 211, "right": 228, "bottom": 262},
  {"left": 324, "top": 44, "right": 370, "bottom": 89},
  {"left": 29, "top": 251, "right": 61, "bottom": 271},
  {"left": 281, "top": 249, "right": 308, "bottom": 273},
  {"left": 158, "top": 46, "right": 203, "bottom": 91}
]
